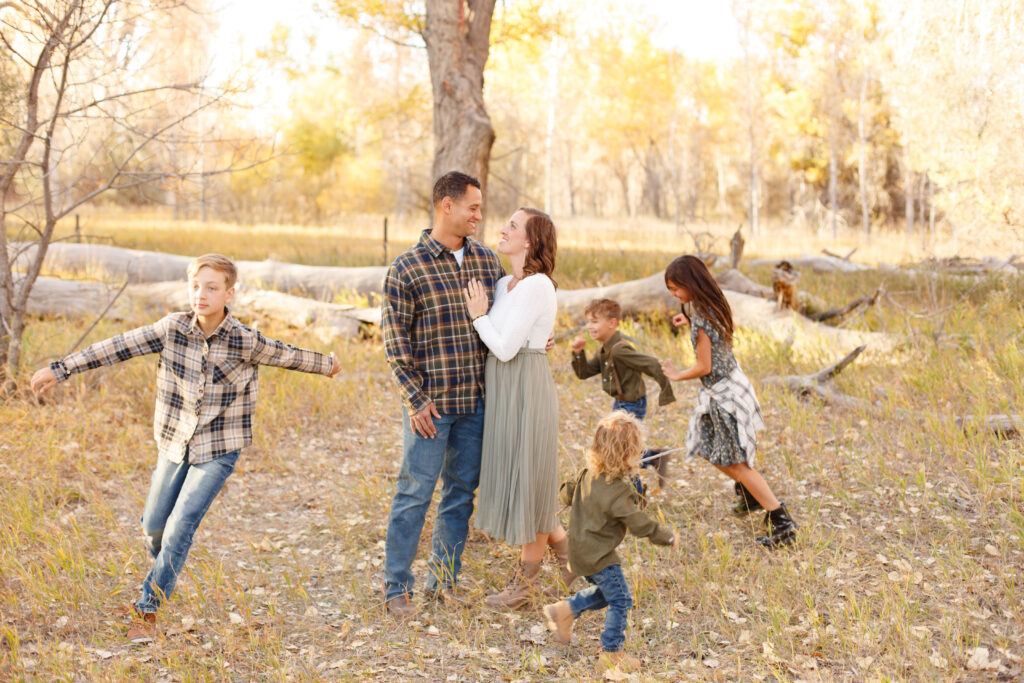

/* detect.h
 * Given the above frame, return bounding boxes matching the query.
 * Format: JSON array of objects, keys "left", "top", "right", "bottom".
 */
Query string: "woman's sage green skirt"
[{"left": 474, "top": 349, "right": 559, "bottom": 545}]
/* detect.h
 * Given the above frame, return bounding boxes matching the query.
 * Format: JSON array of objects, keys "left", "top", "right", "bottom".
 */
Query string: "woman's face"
[
  {"left": 497, "top": 210, "right": 530, "bottom": 257},
  {"left": 666, "top": 280, "right": 693, "bottom": 303}
]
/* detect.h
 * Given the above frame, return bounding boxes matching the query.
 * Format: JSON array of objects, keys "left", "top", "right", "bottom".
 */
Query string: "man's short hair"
[
  {"left": 585, "top": 298, "right": 621, "bottom": 321},
  {"left": 432, "top": 171, "right": 481, "bottom": 207},
  {"left": 187, "top": 254, "right": 238, "bottom": 288}
]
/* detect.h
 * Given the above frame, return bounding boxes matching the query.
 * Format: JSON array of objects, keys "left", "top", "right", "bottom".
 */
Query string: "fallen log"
[
  {"left": 745, "top": 254, "right": 873, "bottom": 273},
  {"left": 17, "top": 244, "right": 892, "bottom": 351},
  {"left": 25, "top": 277, "right": 378, "bottom": 343},
  {"left": 11, "top": 242, "right": 389, "bottom": 300},
  {"left": 716, "top": 267, "right": 875, "bottom": 325},
  {"left": 762, "top": 346, "right": 1021, "bottom": 439}
]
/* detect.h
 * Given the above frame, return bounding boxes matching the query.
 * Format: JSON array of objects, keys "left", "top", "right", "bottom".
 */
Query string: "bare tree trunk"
[
  {"left": 423, "top": 0, "right": 497, "bottom": 234},
  {"left": 858, "top": 69, "right": 870, "bottom": 236},
  {"left": 904, "top": 157, "right": 915, "bottom": 236},
  {"left": 828, "top": 133, "right": 839, "bottom": 239}
]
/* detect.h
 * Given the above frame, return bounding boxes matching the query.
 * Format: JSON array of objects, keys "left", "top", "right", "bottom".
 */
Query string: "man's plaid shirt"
[
  {"left": 50, "top": 312, "right": 333, "bottom": 464},
  {"left": 382, "top": 230, "right": 504, "bottom": 414}
]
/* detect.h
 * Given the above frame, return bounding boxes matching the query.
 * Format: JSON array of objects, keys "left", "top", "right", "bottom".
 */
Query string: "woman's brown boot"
[
  {"left": 548, "top": 536, "right": 578, "bottom": 591},
  {"left": 485, "top": 560, "right": 541, "bottom": 609}
]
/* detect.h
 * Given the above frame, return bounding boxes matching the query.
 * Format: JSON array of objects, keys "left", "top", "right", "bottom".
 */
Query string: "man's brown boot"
[{"left": 484, "top": 560, "right": 540, "bottom": 609}]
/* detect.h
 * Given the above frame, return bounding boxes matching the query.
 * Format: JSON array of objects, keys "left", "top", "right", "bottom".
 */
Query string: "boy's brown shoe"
[
  {"left": 542, "top": 600, "right": 574, "bottom": 645},
  {"left": 385, "top": 594, "right": 417, "bottom": 618},
  {"left": 125, "top": 611, "right": 156, "bottom": 644},
  {"left": 596, "top": 650, "right": 641, "bottom": 673}
]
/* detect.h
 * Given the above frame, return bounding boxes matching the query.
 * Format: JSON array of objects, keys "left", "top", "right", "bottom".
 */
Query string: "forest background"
[
  {"left": 6, "top": 0, "right": 1023, "bottom": 250},
  {"left": 2, "top": 1, "right": 1023, "bottom": 680}
]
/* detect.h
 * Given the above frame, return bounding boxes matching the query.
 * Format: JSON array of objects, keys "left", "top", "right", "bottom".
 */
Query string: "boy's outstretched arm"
[
  {"left": 248, "top": 330, "right": 336, "bottom": 376},
  {"left": 31, "top": 318, "right": 171, "bottom": 393}
]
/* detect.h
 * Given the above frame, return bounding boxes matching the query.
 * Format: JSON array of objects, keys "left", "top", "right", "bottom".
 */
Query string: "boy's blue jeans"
[
  {"left": 567, "top": 564, "right": 634, "bottom": 652},
  {"left": 613, "top": 396, "right": 647, "bottom": 421},
  {"left": 383, "top": 402, "right": 484, "bottom": 602},
  {"left": 134, "top": 449, "right": 240, "bottom": 614}
]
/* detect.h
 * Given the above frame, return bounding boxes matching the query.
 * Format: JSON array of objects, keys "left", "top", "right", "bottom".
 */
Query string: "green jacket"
[
  {"left": 571, "top": 331, "right": 675, "bottom": 406},
  {"left": 559, "top": 468, "right": 674, "bottom": 577}
]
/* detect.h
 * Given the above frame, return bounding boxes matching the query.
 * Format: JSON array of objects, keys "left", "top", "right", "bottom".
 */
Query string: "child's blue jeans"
[
  {"left": 613, "top": 397, "right": 659, "bottom": 495},
  {"left": 134, "top": 449, "right": 240, "bottom": 614},
  {"left": 566, "top": 564, "right": 634, "bottom": 652}
]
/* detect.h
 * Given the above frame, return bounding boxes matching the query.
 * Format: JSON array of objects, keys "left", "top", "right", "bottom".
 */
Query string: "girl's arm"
[{"left": 661, "top": 328, "right": 711, "bottom": 381}]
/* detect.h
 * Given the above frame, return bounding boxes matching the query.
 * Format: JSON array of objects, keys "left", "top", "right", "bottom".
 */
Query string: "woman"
[{"left": 463, "top": 207, "right": 573, "bottom": 608}]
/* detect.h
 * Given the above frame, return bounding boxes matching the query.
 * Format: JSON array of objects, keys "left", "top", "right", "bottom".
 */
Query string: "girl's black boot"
[
  {"left": 755, "top": 503, "right": 797, "bottom": 548},
  {"left": 733, "top": 481, "right": 764, "bottom": 516}
]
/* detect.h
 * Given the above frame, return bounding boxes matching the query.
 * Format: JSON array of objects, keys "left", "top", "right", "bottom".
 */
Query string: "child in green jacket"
[{"left": 543, "top": 411, "right": 677, "bottom": 674}]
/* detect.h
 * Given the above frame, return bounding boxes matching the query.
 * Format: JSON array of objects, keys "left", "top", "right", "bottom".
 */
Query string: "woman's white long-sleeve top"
[{"left": 472, "top": 273, "right": 556, "bottom": 362}]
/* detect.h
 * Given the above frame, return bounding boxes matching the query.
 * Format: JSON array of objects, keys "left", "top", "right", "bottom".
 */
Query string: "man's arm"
[
  {"left": 35, "top": 317, "right": 171, "bottom": 392},
  {"left": 381, "top": 264, "right": 430, "bottom": 413},
  {"left": 613, "top": 343, "right": 676, "bottom": 406}
]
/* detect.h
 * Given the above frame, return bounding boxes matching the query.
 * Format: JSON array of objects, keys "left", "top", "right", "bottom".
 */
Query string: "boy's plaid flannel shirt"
[{"left": 51, "top": 311, "right": 333, "bottom": 464}]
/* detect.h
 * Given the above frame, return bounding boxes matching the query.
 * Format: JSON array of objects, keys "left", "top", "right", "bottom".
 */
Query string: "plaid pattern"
[
  {"left": 685, "top": 366, "right": 765, "bottom": 466},
  {"left": 51, "top": 312, "right": 333, "bottom": 464},
  {"left": 382, "top": 230, "right": 504, "bottom": 414}
]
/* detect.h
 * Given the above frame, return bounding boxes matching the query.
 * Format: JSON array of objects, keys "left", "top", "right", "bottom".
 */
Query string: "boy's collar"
[
  {"left": 600, "top": 330, "right": 622, "bottom": 348},
  {"left": 189, "top": 308, "right": 235, "bottom": 337}
]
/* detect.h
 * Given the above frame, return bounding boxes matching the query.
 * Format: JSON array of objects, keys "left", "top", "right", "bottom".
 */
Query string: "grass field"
[{"left": 1, "top": 213, "right": 1022, "bottom": 680}]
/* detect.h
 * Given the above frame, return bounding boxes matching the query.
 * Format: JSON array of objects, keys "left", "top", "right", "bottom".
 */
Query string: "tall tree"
[
  {"left": 0, "top": 0, "right": 245, "bottom": 383},
  {"left": 328, "top": 0, "right": 503, "bottom": 228}
]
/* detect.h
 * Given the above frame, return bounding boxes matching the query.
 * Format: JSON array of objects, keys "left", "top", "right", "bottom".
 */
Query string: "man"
[{"left": 380, "top": 171, "right": 504, "bottom": 616}]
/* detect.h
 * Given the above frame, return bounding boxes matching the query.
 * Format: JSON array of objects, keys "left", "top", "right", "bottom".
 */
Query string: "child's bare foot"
[
  {"left": 542, "top": 600, "right": 574, "bottom": 644},
  {"left": 596, "top": 649, "right": 641, "bottom": 673}
]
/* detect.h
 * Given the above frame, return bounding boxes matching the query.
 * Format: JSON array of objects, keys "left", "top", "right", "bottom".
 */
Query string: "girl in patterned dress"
[{"left": 659, "top": 255, "right": 797, "bottom": 547}]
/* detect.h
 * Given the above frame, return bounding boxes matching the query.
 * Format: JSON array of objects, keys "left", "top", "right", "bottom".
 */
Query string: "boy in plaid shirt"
[{"left": 31, "top": 254, "right": 340, "bottom": 643}]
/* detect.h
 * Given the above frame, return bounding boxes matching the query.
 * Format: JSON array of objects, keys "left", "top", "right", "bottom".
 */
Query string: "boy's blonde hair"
[
  {"left": 187, "top": 254, "right": 238, "bottom": 288},
  {"left": 584, "top": 298, "right": 621, "bottom": 321},
  {"left": 587, "top": 410, "right": 645, "bottom": 482}
]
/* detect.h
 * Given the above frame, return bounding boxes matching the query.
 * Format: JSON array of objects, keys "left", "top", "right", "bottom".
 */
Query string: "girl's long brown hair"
[
  {"left": 519, "top": 207, "right": 557, "bottom": 288},
  {"left": 664, "top": 255, "right": 734, "bottom": 345}
]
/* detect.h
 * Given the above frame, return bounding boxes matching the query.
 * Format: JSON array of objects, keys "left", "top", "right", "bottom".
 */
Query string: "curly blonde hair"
[{"left": 587, "top": 411, "right": 646, "bottom": 482}]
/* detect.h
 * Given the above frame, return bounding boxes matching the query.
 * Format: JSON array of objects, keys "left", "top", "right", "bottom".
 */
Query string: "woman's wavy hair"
[
  {"left": 587, "top": 410, "right": 645, "bottom": 482},
  {"left": 664, "top": 254, "right": 734, "bottom": 345},
  {"left": 519, "top": 207, "right": 557, "bottom": 288}
]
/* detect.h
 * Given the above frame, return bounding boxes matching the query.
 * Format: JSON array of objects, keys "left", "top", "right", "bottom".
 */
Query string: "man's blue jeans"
[
  {"left": 383, "top": 402, "right": 484, "bottom": 602},
  {"left": 566, "top": 564, "right": 633, "bottom": 652},
  {"left": 134, "top": 449, "right": 240, "bottom": 614}
]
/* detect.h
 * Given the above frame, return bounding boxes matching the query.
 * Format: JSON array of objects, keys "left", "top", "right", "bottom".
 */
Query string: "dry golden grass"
[{"left": 2, "top": 214, "right": 1022, "bottom": 680}]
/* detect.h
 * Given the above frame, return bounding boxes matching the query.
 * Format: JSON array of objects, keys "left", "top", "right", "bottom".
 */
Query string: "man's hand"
[
  {"left": 328, "top": 352, "right": 341, "bottom": 378},
  {"left": 545, "top": 331, "right": 555, "bottom": 352},
  {"left": 410, "top": 402, "right": 441, "bottom": 438},
  {"left": 31, "top": 367, "right": 58, "bottom": 394},
  {"left": 570, "top": 335, "right": 586, "bottom": 354}
]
